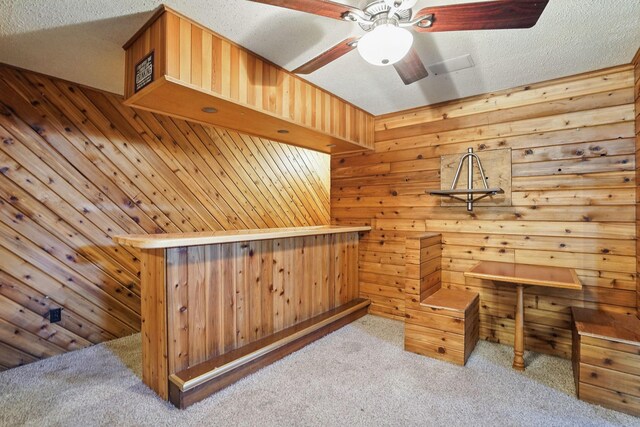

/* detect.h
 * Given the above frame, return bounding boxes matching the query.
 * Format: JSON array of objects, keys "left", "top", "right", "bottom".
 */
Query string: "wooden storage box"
[
  {"left": 405, "top": 289, "right": 479, "bottom": 366},
  {"left": 571, "top": 307, "right": 640, "bottom": 417}
]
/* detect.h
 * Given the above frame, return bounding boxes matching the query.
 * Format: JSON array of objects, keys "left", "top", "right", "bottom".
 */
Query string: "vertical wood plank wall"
[
  {"left": 0, "top": 64, "right": 330, "bottom": 371},
  {"left": 332, "top": 64, "right": 637, "bottom": 358},
  {"left": 165, "top": 233, "right": 359, "bottom": 373},
  {"left": 634, "top": 49, "right": 640, "bottom": 317}
]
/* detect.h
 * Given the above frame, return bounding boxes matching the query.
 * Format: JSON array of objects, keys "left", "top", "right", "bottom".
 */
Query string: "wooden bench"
[
  {"left": 571, "top": 307, "right": 640, "bottom": 417},
  {"left": 403, "top": 233, "right": 479, "bottom": 366}
]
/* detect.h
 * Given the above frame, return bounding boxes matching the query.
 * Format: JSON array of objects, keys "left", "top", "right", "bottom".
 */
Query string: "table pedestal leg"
[{"left": 513, "top": 284, "right": 525, "bottom": 371}]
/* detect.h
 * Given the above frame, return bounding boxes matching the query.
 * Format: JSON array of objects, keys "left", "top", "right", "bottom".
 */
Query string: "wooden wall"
[
  {"left": 0, "top": 63, "right": 330, "bottom": 371},
  {"left": 634, "top": 49, "right": 640, "bottom": 316},
  {"left": 332, "top": 64, "right": 637, "bottom": 358}
]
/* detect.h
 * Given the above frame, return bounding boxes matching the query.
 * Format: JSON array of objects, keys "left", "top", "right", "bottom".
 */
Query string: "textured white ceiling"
[{"left": 1, "top": 0, "right": 639, "bottom": 115}]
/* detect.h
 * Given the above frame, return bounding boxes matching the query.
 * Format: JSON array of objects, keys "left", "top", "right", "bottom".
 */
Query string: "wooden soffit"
[{"left": 123, "top": 5, "right": 374, "bottom": 154}]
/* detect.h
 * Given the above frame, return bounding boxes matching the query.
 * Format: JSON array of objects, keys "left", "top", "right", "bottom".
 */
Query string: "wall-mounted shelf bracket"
[{"left": 429, "top": 147, "right": 503, "bottom": 211}]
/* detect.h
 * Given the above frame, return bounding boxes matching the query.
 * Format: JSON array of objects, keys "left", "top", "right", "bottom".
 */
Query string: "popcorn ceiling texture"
[{"left": 1, "top": 0, "right": 639, "bottom": 115}]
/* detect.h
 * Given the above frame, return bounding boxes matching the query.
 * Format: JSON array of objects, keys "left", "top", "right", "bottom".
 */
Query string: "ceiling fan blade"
[
  {"left": 414, "top": 0, "right": 549, "bottom": 32},
  {"left": 247, "top": 0, "right": 361, "bottom": 20},
  {"left": 292, "top": 37, "right": 359, "bottom": 74},
  {"left": 393, "top": 48, "right": 428, "bottom": 85}
]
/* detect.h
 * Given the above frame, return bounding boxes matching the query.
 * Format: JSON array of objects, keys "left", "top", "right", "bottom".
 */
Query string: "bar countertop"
[{"left": 114, "top": 225, "right": 371, "bottom": 249}]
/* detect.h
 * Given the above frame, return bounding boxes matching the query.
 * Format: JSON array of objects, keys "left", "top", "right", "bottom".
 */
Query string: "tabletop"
[{"left": 464, "top": 261, "right": 581, "bottom": 290}]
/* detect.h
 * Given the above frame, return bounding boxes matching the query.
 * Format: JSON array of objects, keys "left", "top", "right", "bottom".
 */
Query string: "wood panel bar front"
[{"left": 115, "top": 226, "right": 369, "bottom": 405}]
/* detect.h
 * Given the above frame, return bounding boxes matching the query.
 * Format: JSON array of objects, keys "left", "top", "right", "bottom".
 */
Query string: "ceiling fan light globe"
[{"left": 357, "top": 24, "right": 413, "bottom": 66}]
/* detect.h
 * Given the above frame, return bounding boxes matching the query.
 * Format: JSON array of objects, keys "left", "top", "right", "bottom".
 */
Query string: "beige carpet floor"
[{"left": 0, "top": 315, "right": 638, "bottom": 426}]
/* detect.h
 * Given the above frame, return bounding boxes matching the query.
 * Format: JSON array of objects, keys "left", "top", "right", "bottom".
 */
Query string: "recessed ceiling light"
[
  {"left": 277, "top": 129, "right": 289, "bottom": 134},
  {"left": 201, "top": 107, "right": 218, "bottom": 113}
]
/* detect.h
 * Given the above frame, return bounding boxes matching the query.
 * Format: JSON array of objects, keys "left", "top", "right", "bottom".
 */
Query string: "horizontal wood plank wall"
[
  {"left": 331, "top": 64, "right": 637, "bottom": 358},
  {"left": 0, "top": 63, "right": 330, "bottom": 371},
  {"left": 124, "top": 6, "right": 374, "bottom": 150},
  {"left": 166, "top": 233, "right": 359, "bottom": 373}
]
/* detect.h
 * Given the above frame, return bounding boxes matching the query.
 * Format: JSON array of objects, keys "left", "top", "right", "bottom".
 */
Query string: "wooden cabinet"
[{"left": 123, "top": 5, "right": 374, "bottom": 154}]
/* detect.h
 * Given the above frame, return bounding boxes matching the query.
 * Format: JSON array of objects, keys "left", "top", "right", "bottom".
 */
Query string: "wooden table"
[{"left": 464, "top": 261, "right": 581, "bottom": 371}]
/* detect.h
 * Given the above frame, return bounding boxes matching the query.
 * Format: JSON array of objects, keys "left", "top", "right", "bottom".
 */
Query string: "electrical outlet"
[{"left": 49, "top": 308, "right": 62, "bottom": 323}]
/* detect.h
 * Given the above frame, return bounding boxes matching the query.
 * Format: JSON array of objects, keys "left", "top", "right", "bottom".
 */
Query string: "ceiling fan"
[{"left": 249, "top": 0, "right": 549, "bottom": 84}]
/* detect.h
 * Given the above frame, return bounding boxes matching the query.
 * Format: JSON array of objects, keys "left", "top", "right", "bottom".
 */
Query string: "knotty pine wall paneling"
[
  {"left": 634, "top": 48, "right": 640, "bottom": 316},
  {"left": 0, "top": 63, "right": 330, "bottom": 371},
  {"left": 332, "top": 64, "right": 637, "bottom": 358}
]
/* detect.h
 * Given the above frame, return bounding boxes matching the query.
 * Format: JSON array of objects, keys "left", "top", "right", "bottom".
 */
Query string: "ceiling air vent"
[{"left": 428, "top": 54, "right": 475, "bottom": 76}]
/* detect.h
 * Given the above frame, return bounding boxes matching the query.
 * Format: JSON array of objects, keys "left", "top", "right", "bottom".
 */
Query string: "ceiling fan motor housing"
[
  {"left": 384, "top": 0, "right": 418, "bottom": 10},
  {"left": 357, "top": 1, "right": 413, "bottom": 31}
]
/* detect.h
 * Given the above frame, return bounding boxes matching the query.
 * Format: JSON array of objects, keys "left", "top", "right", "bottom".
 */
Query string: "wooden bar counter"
[{"left": 115, "top": 225, "right": 370, "bottom": 407}]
